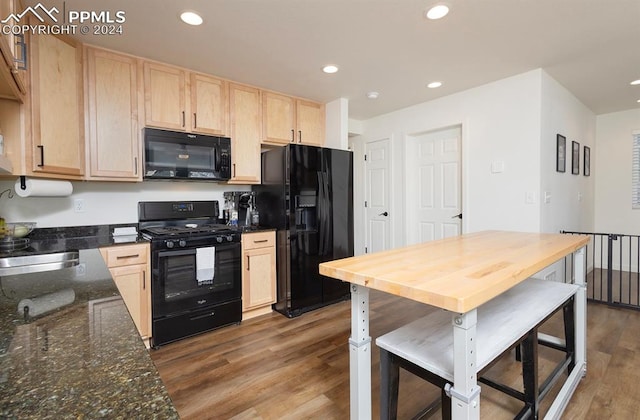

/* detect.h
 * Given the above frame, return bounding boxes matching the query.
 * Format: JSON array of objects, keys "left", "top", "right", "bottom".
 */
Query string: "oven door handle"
[
  {"left": 156, "top": 242, "right": 239, "bottom": 258},
  {"left": 158, "top": 249, "right": 196, "bottom": 258}
]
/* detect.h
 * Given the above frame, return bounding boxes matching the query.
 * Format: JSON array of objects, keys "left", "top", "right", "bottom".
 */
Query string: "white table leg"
[
  {"left": 349, "top": 284, "right": 371, "bottom": 420},
  {"left": 449, "top": 309, "right": 481, "bottom": 420},
  {"left": 573, "top": 246, "right": 587, "bottom": 370},
  {"left": 545, "top": 245, "right": 587, "bottom": 419}
]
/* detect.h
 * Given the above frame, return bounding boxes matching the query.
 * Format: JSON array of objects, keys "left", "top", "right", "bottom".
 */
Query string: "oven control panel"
[
  {"left": 160, "top": 233, "right": 241, "bottom": 250},
  {"left": 172, "top": 203, "right": 194, "bottom": 212}
]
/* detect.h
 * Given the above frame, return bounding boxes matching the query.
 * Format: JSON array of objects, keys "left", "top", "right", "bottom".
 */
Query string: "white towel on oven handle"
[{"left": 196, "top": 246, "right": 215, "bottom": 285}]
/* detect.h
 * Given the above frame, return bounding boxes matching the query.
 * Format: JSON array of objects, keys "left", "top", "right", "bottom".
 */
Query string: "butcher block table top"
[{"left": 319, "top": 230, "right": 590, "bottom": 313}]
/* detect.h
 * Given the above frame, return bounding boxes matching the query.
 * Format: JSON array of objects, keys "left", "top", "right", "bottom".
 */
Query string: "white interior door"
[
  {"left": 365, "top": 138, "right": 391, "bottom": 254},
  {"left": 406, "top": 126, "right": 462, "bottom": 244}
]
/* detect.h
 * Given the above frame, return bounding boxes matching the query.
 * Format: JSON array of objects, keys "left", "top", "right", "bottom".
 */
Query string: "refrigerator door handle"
[
  {"left": 322, "top": 171, "right": 331, "bottom": 256},
  {"left": 317, "top": 171, "right": 325, "bottom": 255}
]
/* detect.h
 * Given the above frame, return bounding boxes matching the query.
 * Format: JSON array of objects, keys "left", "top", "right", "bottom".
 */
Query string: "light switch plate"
[{"left": 491, "top": 161, "right": 505, "bottom": 173}]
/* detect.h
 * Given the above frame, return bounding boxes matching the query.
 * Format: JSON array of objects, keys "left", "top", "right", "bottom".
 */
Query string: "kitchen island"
[
  {"left": 0, "top": 226, "right": 178, "bottom": 419},
  {"left": 319, "top": 230, "right": 590, "bottom": 419}
]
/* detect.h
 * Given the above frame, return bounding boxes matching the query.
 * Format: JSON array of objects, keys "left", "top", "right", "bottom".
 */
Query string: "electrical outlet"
[
  {"left": 75, "top": 262, "right": 86, "bottom": 276},
  {"left": 525, "top": 191, "right": 536, "bottom": 204},
  {"left": 74, "top": 198, "right": 85, "bottom": 213}
]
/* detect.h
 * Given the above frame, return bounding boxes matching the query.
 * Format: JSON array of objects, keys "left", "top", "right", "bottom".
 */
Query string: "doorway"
[
  {"left": 405, "top": 125, "right": 462, "bottom": 244},
  {"left": 364, "top": 137, "right": 391, "bottom": 254}
]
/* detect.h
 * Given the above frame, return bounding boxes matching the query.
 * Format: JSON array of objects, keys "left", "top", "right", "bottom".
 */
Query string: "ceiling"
[{"left": 23, "top": 0, "right": 640, "bottom": 120}]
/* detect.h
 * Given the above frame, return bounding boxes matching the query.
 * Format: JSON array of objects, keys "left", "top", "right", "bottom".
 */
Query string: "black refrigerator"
[{"left": 253, "top": 144, "right": 353, "bottom": 317}]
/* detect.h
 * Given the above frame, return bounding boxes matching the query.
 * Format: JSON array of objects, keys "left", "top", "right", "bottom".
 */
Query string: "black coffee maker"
[{"left": 223, "top": 191, "right": 256, "bottom": 227}]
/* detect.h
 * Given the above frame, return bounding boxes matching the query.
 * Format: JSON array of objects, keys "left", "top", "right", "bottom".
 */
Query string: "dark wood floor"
[{"left": 150, "top": 291, "right": 640, "bottom": 419}]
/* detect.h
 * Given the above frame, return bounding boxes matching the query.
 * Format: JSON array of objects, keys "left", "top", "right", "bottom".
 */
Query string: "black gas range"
[{"left": 138, "top": 201, "right": 242, "bottom": 348}]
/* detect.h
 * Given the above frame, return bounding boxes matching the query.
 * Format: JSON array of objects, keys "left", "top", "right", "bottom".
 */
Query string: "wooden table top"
[{"left": 319, "top": 230, "right": 589, "bottom": 313}]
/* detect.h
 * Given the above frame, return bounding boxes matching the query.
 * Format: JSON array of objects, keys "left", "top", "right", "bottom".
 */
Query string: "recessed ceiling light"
[
  {"left": 180, "top": 11, "right": 203, "bottom": 26},
  {"left": 427, "top": 81, "right": 443, "bottom": 89},
  {"left": 322, "top": 65, "right": 339, "bottom": 74},
  {"left": 366, "top": 91, "right": 379, "bottom": 99},
  {"left": 425, "top": 4, "right": 450, "bottom": 20},
  {"left": 631, "top": 79, "right": 640, "bottom": 85}
]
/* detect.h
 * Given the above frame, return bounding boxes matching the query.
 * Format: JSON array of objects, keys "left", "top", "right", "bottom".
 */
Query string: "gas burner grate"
[{"left": 141, "top": 224, "right": 233, "bottom": 237}]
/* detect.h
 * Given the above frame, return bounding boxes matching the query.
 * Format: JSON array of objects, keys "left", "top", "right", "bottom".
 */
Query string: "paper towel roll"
[
  {"left": 14, "top": 178, "right": 73, "bottom": 197},
  {"left": 17, "top": 288, "right": 76, "bottom": 318}
]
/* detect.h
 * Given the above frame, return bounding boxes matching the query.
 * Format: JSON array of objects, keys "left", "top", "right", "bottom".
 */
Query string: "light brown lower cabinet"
[
  {"left": 241, "top": 231, "right": 276, "bottom": 320},
  {"left": 100, "top": 243, "right": 151, "bottom": 347}
]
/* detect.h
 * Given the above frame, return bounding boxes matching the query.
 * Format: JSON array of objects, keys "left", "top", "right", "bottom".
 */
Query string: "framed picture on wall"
[
  {"left": 572, "top": 141, "right": 580, "bottom": 175},
  {"left": 556, "top": 134, "right": 566, "bottom": 172},
  {"left": 584, "top": 145, "right": 590, "bottom": 176}
]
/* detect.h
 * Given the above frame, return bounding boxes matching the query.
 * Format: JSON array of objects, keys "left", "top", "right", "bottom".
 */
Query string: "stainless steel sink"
[{"left": 0, "top": 251, "right": 80, "bottom": 276}]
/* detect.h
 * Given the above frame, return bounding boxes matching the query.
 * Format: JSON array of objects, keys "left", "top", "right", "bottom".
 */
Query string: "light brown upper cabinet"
[
  {"left": 227, "top": 83, "right": 261, "bottom": 184},
  {"left": 30, "top": 34, "right": 84, "bottom": 177},
  {"left": 261, "top": 91, "right": 294, "bottom": 145},
  {"left": 85, "top": 47, "right": 141, "bottom": 181},
  {"left": 262, "top": 91, "right": 324, "bottom": 146},
  {"left": 143, "top": 61, "right": 228, "bottom": 135},
  {"left": 190, "top": 73, "right": 228, "bottom": 135},
  {"left": 0, "top": 0, "right": 27, "bottom": 102},
  {"left": 143, "top": 61, "right": 187, "bottom": 131},
  {"left": 295, "top": 99, "right": 324, "bottom": 146}
]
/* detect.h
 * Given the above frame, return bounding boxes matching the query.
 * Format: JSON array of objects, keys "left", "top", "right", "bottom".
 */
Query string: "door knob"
[
  {"left": 452, "top": 213, "right": 462, "bottom": 219},
  {"left": 379, "top": 211, "right": 389, "bottom": 217}
]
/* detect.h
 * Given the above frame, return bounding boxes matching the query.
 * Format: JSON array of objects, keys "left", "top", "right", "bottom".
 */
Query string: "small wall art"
[
  {"left": 572, "top": 141, "right": 580, "bottom": 175},
  {"left": 556, "top": 134, "right": 566, "bottom": 173},
  {"left": 584, "top": 145, "right": 590, "bottom": 176}
]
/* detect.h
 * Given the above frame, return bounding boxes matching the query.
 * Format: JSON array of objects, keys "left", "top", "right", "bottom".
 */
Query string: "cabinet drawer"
[
  {"left": 242, "top": 231, "right": 275, "bottom": 251},
  {"left": 101, "top": 243, "right": 148, "bottom": 267}
]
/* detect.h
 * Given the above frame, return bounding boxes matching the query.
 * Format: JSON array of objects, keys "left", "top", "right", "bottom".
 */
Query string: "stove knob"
[
  {"left": 226, "top": 235, "right": 233, "bottom": 242},
  {"left": 179, "top": 240, "right": 187, "bottom": 247},
  {"left": 166, "top": 241, "right": 175, "bottom": 249},
  {"left": 216, "top": 236, "right": 223, "bottom": 243}
]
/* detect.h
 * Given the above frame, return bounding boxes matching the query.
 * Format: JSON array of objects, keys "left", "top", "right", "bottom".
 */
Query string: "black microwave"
[{"left": 143, "top": 128, "right": 231, "bottom": 181}]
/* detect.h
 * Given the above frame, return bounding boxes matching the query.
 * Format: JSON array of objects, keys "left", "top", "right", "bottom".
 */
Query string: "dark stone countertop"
[{"left": 0, "top": 225, "right": 178, "bottom": 419}]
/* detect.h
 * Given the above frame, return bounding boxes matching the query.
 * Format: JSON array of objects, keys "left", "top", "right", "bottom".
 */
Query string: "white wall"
[
  {"left": 0, "top": 180, "right": 248, "bottom": 227},
  {"left": 353, "top": 69, "right": 545, "bottom": 249},
  {"left": 539, "top": 72, "right": 596, "bottom": 235},
  {"left": 594, "top": 108, "right": 640, "bottom": 234},
  {"left": 325, "top": 98, "right": 349, "bottom": 150}
]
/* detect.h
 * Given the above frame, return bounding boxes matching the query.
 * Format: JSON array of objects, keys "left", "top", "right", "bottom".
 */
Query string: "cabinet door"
[
  {"left": 262, "top": 91, "right": 294, "bottom": 145},
  {"left": 86, "top": 47, "right": 140, "bottom": 180},
  {"left": 228, "top": 83, "right": 260, "bottom": 184},
  {"left": 242, "top": 246, "right": 276, "bottom": 311},
  {"left": 296, "top": 99, "right": 324, "bottom": 146},
  {"left": 0, "top": 0, "right": 27, "bottom": 102},
  {"left": 143, "top": 62, "right": 187, "bottom": 131},
  {"left": 108, "top": 264, "right": 151, "bottom": 339},
  {"left": 30, "top": 34, "right": 84, "bottom": 176},
  {"left": 190, "top": 73, "right": 228, "bottom": 135}
]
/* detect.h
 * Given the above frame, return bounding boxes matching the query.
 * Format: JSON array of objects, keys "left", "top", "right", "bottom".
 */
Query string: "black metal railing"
[{"left": 562, "top": 231, "right": 640, "bottom": 310}]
